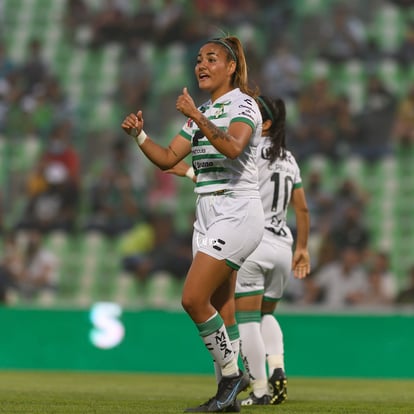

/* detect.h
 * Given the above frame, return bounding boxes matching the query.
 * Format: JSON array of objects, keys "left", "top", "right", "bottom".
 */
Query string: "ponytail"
[{"left": 257, "top": 96, "right": 287, "bottom": 164}]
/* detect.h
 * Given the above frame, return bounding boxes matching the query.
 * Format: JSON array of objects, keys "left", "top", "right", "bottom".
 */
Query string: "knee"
[{"left": 181, "top": 292, "right": 197, "bottom": 315}]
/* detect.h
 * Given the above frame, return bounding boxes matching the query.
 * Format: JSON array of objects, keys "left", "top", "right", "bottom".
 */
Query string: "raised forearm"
[{"left": 191, "top": 112, "right": 243, "bottom": 159}]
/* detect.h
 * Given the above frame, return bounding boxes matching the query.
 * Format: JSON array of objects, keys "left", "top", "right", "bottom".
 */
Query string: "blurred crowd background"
[{"left": 1, "top": 0, "right": 414, "bottom": 310}]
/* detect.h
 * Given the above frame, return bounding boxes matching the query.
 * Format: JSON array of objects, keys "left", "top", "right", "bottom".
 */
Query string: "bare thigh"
[
  {"left": 261, "top": 301, "right": 277, "bottom": 314},
  {"left": 182, "top": 251, "right": 234, "bottom": 323}
]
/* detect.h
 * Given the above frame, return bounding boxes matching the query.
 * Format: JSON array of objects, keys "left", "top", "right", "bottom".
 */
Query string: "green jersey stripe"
[
  {"left": 193, "top": 153, "right": 226, "bottom": 161},
  {"left": 179, "top": 130, "right": 192, "bottom": 141},
  {"left": 196, "top": 167, "right": 227, "bottom": 175},
  {"left": 231, "top": 116, "right": 255, "bottom": 131},
  {"left": 196, "top": 178, "right": 230, "bottom": 187}
]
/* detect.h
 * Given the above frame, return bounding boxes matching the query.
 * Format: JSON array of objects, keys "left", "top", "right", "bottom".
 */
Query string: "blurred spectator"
[
  {"left": 89, "top": 0, "right": 130, "bottom": 48},
  {"left": 394, "top": 21, "right": 414, "bottom": 66},
  {"left": 0, "top": 40, "right": 15, "bottom": 80},
  {"left": 293, "top": 77, "right": 339, "bottom": 161},
  {"left": 0, "top": 229, "right": 58, "bottom": 303},
  {"left": 364, "top": 251, "right": 397, "bottom": 305},
  {"left": 303, "top": 246, "right": 370, "bottom": 307},
  {"left": 127, "top": 0, "right": 156, "bottom": 42},
  {"left": 39, "top": 120, "right": 80, "bottom": 183},
  {"left": 83, "top": 170, "right": 139, "bottom": 238},
  {"left": 396, "top": 265, "right": 414, "bottom": 304},
  {"left": 303, "top": 169, "right": 334, "bottom": 268},
  {"left": 16, "top": 160, "right": 79, "bottom": 234},
  {"left": 21, "top": 77, "right": 74, "bottom": 137},
  {"left": 390, "top": 0, "right": 414, "bottom": 7},
  {"left": 153, "top": 0, "right": 186, "bottom": 47},
  {"left": 2, "top": 69, "right": 26, "bottom": 137},
  {"left": 64, "top": 0, "right": 92, "bottom": 44},
  {"left": 353, "top": 75, "right": 396, "bottom": 161},
  {"left": 391, "top": 84, "right": 414, "bottom": 147},
  {"left": 0, "top": 232, "right": 20, "bottom": 304},
  {"left": 20, "top": 38, "right": 49, "bottom": 94},
  {"left": 147, "top": 168, "right": 178, "bottom": 210},
  {"left": 261, "top": 39, "right": 302, "bottom": 99},
  {"left": 333, "top": 94, "right": 359, "bottom": 156},
  {"left": 329, "top": 201, "right": 371, "bottom": 257},
  {"left": 119, "top": 211, "right": 192, "bottom": 284},
  {"left": 43, "top": 76, "right": 74, "bottom": 124},
  {"left": 0, "top": 189, "right": 4, "bottom": 233},
  {"left": 319, "top": 4, "right": 367, "bottom": 63},
  {"left": 331, "top": 177, "right": 370, "bottom": 221},
  {"left": 117, "top": 36, "right": 152, "bottom": 111},
  {"left": 194, "top": 0, "right": 235, "bottom": 28},
  {"left": 305, "top": 169, "right": 334, "bottom": 233},
  {"left": 15, "top": 229, "right": 58, "bottom": 301}
]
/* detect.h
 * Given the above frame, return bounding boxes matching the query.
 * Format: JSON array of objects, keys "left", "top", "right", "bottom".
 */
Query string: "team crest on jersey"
[
  {"left": 214, "top": 105, "right": 225, "bottom": 118},
  {"left": 213, "top": 101, "right": 231, "bottom": 118}
]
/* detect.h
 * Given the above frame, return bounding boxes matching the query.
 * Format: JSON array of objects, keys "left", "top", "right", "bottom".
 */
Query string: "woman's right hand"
[{"left": 121, "top": 110, "right": 144, "bottom": 137}]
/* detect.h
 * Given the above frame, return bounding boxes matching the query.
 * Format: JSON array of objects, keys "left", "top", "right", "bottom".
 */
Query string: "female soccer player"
[
  {"left": 235, "top": 95, "right": 310, "bottom": 406},
  {"left": 167, "top": 95, "right": 311, "bottom": 409},
  {"left": 121, "top": 36, "right": 264, "bottom": 412}
]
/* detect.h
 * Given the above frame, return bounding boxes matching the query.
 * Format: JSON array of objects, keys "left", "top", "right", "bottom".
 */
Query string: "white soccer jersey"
[
  {"left": 179, "top": 88, "right": 262, "bottom": 194},
  {"left": 256, "top": 140, "right": 302, "bottom": 245}
]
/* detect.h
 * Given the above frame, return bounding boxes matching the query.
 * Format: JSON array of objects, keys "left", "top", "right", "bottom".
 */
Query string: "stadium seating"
[{"left": 2, "top": 0, "right": 414, "bottom": 308}]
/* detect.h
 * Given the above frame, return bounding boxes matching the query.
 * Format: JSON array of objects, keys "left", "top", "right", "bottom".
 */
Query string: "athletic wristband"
[
  {"left": 131, "top": 129, "right": 147, "bottom": 146},
  {"left": 185, "top": 167, "right": 195, "bottom": 181},
  {"left": 135, "top": 130, "right": 147, "bottom": 146}
]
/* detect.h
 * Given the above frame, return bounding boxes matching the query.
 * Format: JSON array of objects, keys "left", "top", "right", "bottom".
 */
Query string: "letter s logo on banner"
[{"left": 89, "top": 302, "right": 125, "bottom": 349}]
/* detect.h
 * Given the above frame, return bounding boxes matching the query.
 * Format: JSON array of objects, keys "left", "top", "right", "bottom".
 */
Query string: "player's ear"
[
  {"left": 227, "top": 60, "right": 236, "bottom": 76},
  {"left": 262, "top": 119, "right": 273, "bottom": 131}
]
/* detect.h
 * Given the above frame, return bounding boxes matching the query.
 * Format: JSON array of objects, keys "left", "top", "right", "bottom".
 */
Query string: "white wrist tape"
[
  {"left": 132, "top": 129, "right": 147, "bottom": 146},
  {"left": 185, "top": 167, "right": 195, "bottom": 180}
]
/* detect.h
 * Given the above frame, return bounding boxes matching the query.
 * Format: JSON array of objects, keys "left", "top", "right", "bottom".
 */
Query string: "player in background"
[
  {"left": 235, "top": 95, "right": 310, "bottom": 405},
  {"left": 121, "top": 36, "right": 264, "bottom": 412},
  {"left": 168, "top": 95, "right": 310, "bottom": 408}
]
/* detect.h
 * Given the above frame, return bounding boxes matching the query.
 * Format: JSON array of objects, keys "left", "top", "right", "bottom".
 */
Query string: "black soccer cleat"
[
  {"left": 184, "top": 397, "right": 241, "bottom": 412},
  {"left": 240, "top": 391, "right": 271, "bottom": 406},
  {"left": 268, "top": 368, "right": 287, "bottom": 405},
  {"left": 212, "top": 370, "right": 249, "bottom": 411}
]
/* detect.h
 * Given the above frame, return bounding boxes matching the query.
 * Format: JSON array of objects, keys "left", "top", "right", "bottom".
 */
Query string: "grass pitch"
[{"left": 0, "top": 371, "right": 413, "bottom": 413}]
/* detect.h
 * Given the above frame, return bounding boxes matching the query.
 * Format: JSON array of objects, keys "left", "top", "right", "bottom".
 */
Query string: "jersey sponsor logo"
[
  {"left": 193, "top": 147, "right": 206, "bottom": 154},
  {"left": 194, "top": 160, "right": 214, "bottom": 169},
  {"left": 240, "top": 282, "right": 259, "bottom": 287}
]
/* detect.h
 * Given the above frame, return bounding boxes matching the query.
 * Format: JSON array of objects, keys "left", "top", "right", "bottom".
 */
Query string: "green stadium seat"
[
  {"left": 368, "top": 3, "right": 406, "bottom": 53},
  {"left": 377, "top": 59, "right": 406, "bottom": 97}
]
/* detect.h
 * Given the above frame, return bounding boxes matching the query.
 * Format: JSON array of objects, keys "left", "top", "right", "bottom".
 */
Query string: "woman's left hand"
[{"left": 176, "top": 87, "right": 198, "bottom": 118}]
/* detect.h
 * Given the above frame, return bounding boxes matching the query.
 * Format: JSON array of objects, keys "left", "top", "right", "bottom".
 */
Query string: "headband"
[
  {"left": 209, "top": 38, "right": 238, "bottom": 64},
  {"left": 257, "top": 96, "right": 275, "bottom": 122}
]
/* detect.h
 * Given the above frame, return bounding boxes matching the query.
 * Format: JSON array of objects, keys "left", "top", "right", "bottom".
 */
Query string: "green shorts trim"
[
  {"left": 225, "top": 259, "right": 240, "bottom": 270},
  {"left": 263, "top": 296, "right": 281, "bottom": 303},
  {"left": 235, "top": 289, "right": 264, "bottom": 298}
]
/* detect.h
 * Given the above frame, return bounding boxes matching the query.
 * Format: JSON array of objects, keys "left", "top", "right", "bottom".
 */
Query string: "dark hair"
[
  {"left": 207, "top": 36, "right": 259, "bottom": 98},
  {"left": 257, "top": 95, "right": 287, "bottom": 163}
]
